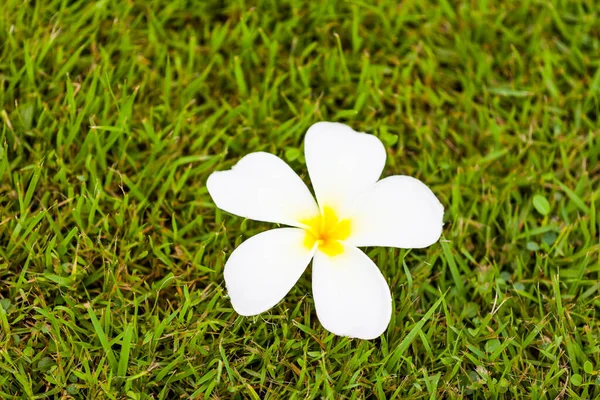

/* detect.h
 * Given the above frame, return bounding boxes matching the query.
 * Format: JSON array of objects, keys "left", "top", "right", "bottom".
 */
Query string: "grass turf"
[{"left": 1, "top": 0, "right": 600, "bottom": 398}]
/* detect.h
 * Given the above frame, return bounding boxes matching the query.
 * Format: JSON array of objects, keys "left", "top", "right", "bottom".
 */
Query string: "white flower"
[{"left": 207, "top": 122, "right": 444, "bottom": 340}]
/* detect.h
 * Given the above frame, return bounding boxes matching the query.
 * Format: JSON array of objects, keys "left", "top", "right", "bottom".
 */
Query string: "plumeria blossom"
[{"left": 207, "top": 122, "right": 444, "bottom": 340}]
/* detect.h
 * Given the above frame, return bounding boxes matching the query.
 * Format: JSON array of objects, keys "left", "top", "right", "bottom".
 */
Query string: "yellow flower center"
[{"left": 301, "top": 206, "right": 351, "bottom": 256}]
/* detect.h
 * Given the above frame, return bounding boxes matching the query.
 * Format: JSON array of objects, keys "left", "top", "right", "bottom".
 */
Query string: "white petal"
[
  {"left": 312, "top": 245, "right": 392, "bottom": 339},
  {"left": 224, "top": 228, "right": 315, "bottom": 316},
  {"left": 347, "top": 176, "right": 444, "bottom": 249},
  {"left": 207, "top": 152, "right": 319, "bottom": 227},
  {"left": 304, "top": 122, "right": 386, "bottom": 214}
]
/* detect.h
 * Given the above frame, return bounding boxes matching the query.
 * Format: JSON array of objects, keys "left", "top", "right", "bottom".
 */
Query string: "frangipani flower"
[{"left": 208, "top": 122, "right": 444, "bottom": 339}]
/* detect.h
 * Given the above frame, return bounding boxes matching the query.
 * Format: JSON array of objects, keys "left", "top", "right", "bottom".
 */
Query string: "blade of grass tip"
[
  {"left": 440, "top": 239, "right": 466, "bottom": 297},
  {"left": 0, "top": 306, "right": 10, "bottom": 337},
  {"left": 402, "top": 259, "right": 413, "bottom": 293},
  {"left": 118, "top": 323, "right": 134, "bottom": 378},
  {"left": 87, "top": 305, "right": 118, "bottom": 372},
  {"left": 23, "top": 164, "right": 41, "bottom": 214},
  {"left": 386, "top": 293, "right": 446, "bottom": 370},
  {"left": 15, "top": 173, "right": 24, "bottom": 217},
  {"left": 155, "top": 354, "right": 184, "bottom": 382},
  {"left": 333, "top": 32, "right": 350, "bottom": 82},
  {"left": 552, "top": 274, "right": 564, "bottom": 321},
  {"left": 219, "top": 341, "right": 235, "bottom": 383},
  {"left": 0, "top": 142, "right": 8, "bottom": 179},
  {"left": 233, "top": 56, "right": 248, "bottom": 98},
  {"left": 553, "top": 178, "right": 591, "bottom": 214}
]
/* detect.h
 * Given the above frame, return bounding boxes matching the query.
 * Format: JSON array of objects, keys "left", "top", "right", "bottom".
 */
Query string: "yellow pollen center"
[{"left": 301, "top": 206, "right": 351, "bottom": 256}]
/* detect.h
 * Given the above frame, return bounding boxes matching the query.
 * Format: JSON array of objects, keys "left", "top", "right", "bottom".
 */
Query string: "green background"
[{"left": 1, "top": 0, "right": 599, "bottom": 398}]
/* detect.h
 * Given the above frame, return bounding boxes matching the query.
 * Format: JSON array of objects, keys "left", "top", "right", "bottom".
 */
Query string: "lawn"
[{"left": 1, "top": 0, "right": 599, "bottom": 398}]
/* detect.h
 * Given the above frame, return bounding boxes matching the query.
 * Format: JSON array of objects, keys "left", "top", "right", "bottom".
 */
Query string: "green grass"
[{"left": 1, "top": 0, "right": 599, "bottom": 398}]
